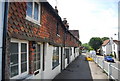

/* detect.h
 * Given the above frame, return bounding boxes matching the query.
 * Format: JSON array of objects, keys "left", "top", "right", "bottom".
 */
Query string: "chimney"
[
  {"left": 66, "top": 23, "right": 69, "bottom": 29},
  {"left": 54, "top": 6, "right": 58, "bottom": 13},
  {"left": 63, "top": 18, "right": 69, "bottom": 29},
  {"left": 63, "top": 18, "right": 67, "bottom": 24}
]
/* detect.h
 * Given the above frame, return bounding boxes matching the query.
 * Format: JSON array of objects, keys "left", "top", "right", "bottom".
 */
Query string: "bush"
[{"left": 109, "top": 54, "right": 114, "bottom": 57}]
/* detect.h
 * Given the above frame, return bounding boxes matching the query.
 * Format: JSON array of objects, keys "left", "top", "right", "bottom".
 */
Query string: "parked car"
[
  {"left": 85, "top": 57, "right": 93, "bottom": 61},
  {"left": 82, "top": 50, "right": 87, "bottom": 53},
  {"left": 90, "top": 50, "right": 96, "bottom": 55},
  {"left": 104, "top": 56, "right": 114, "bottom": 62}
]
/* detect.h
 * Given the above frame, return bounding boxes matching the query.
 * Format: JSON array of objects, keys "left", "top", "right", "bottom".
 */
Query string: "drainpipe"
[
  {"left": 2, "top": 1, "right": 8, "bottom": 80},
  {"left": 63, "top": 28, "right": 66, "bottom": 69}
]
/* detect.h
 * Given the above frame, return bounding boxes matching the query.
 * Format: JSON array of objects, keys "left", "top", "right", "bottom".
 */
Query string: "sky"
[{"left": 48, "top": 0, "right": 119, "bottom": 43}]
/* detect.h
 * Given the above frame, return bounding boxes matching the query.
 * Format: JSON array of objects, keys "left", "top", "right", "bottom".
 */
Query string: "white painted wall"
[
  {"left": 106, "top": 44, "right": 112, "bottom": 55},
  {"left": 102, "top": 46, "right": 106, "bottom": 55},
  {"left": 102, "top": 43, "right": 112, "bottom": 55},
  {"left": 70, "top": 47, "right": 75, "bottom": 62},
  {"left": 43, "top": 43, "right": 61, "bottom": 79},
  {"left": 75, "top": 47, "right": 79, "bottom": 57},
  {"left": 112, "top": 42, "right": 119, "bottom": 60},
  {"left": 0, "top": 2, "right": 5, "bottom": 81},
  {"left": 61, "top": 47, "right": 65, "bottom": 70},
  {"left": 65, "top": 58, "right": 68, "bottom": 68}
]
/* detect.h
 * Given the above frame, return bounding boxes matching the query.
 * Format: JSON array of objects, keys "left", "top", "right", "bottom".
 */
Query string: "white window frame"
[
  {"left": 26, "top": 2, "right": 41, "bottom": 25},
  {"left": 10, "top": 38, "right": 29, "bottom": 79},
  {"left": 52, "top": 46, "right": 59, "bottom": 69},
  {"left": 34, "top": 43, "right": 41, "bottom": 73}
]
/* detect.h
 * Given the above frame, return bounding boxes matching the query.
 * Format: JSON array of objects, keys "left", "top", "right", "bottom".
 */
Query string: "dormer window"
[{"left": 26, "top": 2, "right": 41, "bottom": 25}]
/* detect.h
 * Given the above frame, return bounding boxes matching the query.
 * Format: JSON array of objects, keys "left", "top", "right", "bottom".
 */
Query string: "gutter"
[{"left": 2, "top": 1, "right": 8, "bottom": 80}]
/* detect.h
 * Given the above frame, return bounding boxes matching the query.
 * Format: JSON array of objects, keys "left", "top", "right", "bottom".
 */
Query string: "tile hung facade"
[{"left": 4, "top": 1, "right": 81, "bottom": 80}]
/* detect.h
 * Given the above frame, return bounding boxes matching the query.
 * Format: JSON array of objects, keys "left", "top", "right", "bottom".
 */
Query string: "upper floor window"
[
  {"left": 27, "top": 2, "right": 32, "bottom": 17},
  {"left": 26, "top": 2, "right": 40, "bottom": 25},
  {"left": 56, "top": 22, "right": 60, "bottom": 36}
]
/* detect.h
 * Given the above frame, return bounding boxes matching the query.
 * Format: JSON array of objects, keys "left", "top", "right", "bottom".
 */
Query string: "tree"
[
  {"left": 89, "top": 37, "right": 103, "bottom": 52},
  {"left": 82, "top": 43, "right": 93, "bottom": 51},
  {"left": 101, "top": 37, "right": 109, "bottom": 41}
]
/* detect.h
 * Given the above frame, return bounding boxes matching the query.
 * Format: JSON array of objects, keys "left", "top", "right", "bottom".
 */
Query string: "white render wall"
[
  {"left": 42, "top": 43, "right": 61, "bottom": 79},
  {"left": 106, "top": 44, "right": 112, "bottom": 55},
  {"left": 75, "top": 47, "right": 79, "bottom": 57},
  {"left": 102, "top": 46, "right": 106, "bottom": 55},
  {"left": 102, "top": 44, "right": 112, "bottom": 55},
  {"left": 70, "top": 47, "right": 75, "bottom": 62}
]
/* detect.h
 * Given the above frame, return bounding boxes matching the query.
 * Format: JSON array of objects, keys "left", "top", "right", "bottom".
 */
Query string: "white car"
[{"left": 90, "top": 50, "right": 96, "bottom": 55}]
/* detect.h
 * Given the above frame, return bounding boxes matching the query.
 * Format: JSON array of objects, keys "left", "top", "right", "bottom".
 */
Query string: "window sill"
[
  {"left": 10, "top": 73, "right": 32, "bottom": 80},
  {"left": 26, "top": 16, "right": 41, "bottom": 26},
  {"left": 52, "top": 64, "right": 60, "bottom": 70}
]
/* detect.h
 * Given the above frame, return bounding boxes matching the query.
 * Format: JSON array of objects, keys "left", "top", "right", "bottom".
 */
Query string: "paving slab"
[{"left": 89, "top": 61, "right": 108, "bottom": 81}]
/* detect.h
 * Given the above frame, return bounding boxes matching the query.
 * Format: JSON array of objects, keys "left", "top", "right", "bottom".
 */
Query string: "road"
[{"left": 53, "top": 54, "right": 108, "bottom": 80}]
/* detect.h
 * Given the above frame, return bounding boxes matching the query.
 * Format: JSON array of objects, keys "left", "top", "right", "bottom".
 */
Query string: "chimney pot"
[{"left": 54, "top": 6, "right": 58, "bottom": 13}]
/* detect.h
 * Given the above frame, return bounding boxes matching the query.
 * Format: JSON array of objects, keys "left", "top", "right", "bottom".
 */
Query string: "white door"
[{"left": 0, "top": 1, "right": 5, "bottom": 81}]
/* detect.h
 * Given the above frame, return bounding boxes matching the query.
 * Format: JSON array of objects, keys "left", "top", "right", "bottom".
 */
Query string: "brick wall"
[
  {"left": 5, "top": 37, "right": 11, "bottom": 79},
  {"left": 8, "top": 2, "right": 79, "bottom": 47},
  {"left": 41, "top": 3, "right": 64, "bottom": 46}
]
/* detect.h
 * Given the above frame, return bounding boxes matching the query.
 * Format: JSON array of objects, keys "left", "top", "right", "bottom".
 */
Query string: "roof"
[
  {"left": 113, "top": 40, "right": 120, "bottom": 44},
  {"left": 102, "top": 40, "right": 110, "bottom": 46},
  {"left": 69, "top": 30, "right": 79, "bottom": 39}
]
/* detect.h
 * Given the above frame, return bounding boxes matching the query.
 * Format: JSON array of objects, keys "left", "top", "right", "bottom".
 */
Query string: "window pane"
[
  {"left": 37, "top": 61, "right": 40, "bottom": 70},
  {"left": 34, "top": 2, "right": 39, "bottom": 20},
  {"left": 34, "top": 62, "right": 36, "bottom": 71},
  {"left": 21, "top": 43, "right": 27, "bottom": 52},
  {"left": 21, "top": 43, "right": 27, "bottom": 73},
  {"left": 34, "top": 44, "right": 41, "bottom": 71},
  {"left": 10, "top": 43, "right": 18, "bottom": 53},
  {"left": 10, "top": 65, "right": 18, "bottom": 77},
  {"left": 56, "top": 23, "right": 59, "bottom": 34},
  {"left": 21, "top": 63, "right": 27, "bottom": 73},
  {"left": 10, "top": 53, "right": 18, "bottom": 65},
  {"left": 52, "top": 47, "right": 59, "bottom": 69},
  {"left": 10, "top": 43, "right": 19, "bottom": 77},
  {"left": 27, "top": 2, "right": 32, "bottom": 17},
  {"left": 37, "top": 45, "right": 40, "bottom": 60},
  {"left": 34, "top": 53, "right": 36, "bottom": 61},
  {"left": 37, "top": 45, "right": 40, "bottom": 52},
  {"left": 37, "top": 53, "right": 40, "bottom": 60},
  {"left": 21, "top": 53, "right": 27, "bottom": 62}
]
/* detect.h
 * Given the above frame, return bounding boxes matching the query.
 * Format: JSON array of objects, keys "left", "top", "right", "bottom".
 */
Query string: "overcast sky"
[{"left": 48, "top": 0, "right": 119, "bottom": 43}]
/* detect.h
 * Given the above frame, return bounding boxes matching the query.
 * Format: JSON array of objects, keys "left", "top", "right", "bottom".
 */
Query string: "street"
[{"left": 53, "top": 54, "right": 108, "bottom": 80}]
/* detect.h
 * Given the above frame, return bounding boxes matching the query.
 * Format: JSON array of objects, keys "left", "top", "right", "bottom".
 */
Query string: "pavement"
[{"left": 53, "top": 54, "right": 108, "bottom": 81}]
